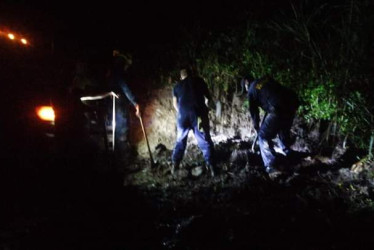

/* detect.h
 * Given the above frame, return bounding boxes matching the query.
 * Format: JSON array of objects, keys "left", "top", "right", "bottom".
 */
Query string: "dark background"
[
  {"left": 0, "top": 0, "right": 293, "bottom": 59},
  {"left": 0, "top": 0, "right": 297, "bottom": 93}
]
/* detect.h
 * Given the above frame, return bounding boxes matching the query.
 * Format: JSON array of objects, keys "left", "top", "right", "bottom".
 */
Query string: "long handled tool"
[
  {"left": 251, "top": 133, "right": 259, "bottom": 153},
  {"left": 137, "top": 114, "right": 155, "bottom": 167},
  {"left": 80, "top": 92, "right": 118, "bottom": 151}
]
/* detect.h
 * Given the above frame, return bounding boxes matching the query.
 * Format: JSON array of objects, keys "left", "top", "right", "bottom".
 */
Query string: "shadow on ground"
[{"left": 1, "top": 141, "right": 374, "bottom": 249}]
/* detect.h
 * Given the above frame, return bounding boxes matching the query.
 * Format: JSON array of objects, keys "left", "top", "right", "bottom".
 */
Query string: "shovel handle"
[
  {"left": 251, "top": 133, "right": 258, "bottom": 152},
  {"left": 138, "top": 115, "right": 154, "bottom": 165}
]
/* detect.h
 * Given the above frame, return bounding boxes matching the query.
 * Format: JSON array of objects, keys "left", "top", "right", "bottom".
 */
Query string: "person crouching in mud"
[{"left": 242, "top": 75, "right": 299, "bottom": 177}]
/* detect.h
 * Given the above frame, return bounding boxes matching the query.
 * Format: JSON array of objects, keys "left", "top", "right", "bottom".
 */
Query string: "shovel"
[
  {"left": 137, "top": 113, "right": 156, "bottom": 167},
  {"left": 251, "top": 132, "right": 258, "bottom": 153}
]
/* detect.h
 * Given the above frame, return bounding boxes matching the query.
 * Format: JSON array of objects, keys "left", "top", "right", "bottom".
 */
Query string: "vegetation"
[{"left": 169, "top": 0, "right": 373, "bottom": 156}]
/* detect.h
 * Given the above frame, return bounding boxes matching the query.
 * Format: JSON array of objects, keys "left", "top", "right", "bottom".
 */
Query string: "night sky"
[{"left": 0, "top": 0, "right": 293, "bottom": 58}]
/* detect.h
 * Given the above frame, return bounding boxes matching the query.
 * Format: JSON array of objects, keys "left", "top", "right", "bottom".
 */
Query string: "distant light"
[
  {"left": 36, "top": 106, "right": 55, "bottom": 122},
  {"left": 8, "top": 33, "right": 15, "bottom": 40},
  {"left": 20, "top": 38, "right": 28, "bottom": 45}
]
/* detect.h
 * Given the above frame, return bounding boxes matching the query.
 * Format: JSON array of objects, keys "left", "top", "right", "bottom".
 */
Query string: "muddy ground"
[
  {"left": 2, "top": 89, "right": 374, "bottom": 249},
  {"left": 1, "top": 133, "right": 374, "bottom": 250}
]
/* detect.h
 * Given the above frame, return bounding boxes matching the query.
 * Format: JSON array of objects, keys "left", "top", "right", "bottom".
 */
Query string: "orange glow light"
[
  {"left": 8, "top": 33, "right": 15, "bottom": 40},
  {"left": 20, "top": 38, "right": 27, "bottom": 45},
  {"left": 36, "top": 106, "right": 55, "bottom": 122}
]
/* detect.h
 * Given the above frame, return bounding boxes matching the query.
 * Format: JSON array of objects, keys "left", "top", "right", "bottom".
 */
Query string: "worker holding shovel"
[
  {"left": 242, "top": 75, "right": 299, "bottom": 176},
  {"left": 106, "top": 49, "right": 140, "bottom": 158}
]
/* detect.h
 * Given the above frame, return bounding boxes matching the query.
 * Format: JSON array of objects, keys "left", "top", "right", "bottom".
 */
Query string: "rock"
[
  {"left": 315, "top": 155, "right": 334, "bottom": 164},
  {"left": 215, "top": 100, "right": 222, "bottom": 118},
  {"left": 175, "top": 169, "right": 189, "bottom": 179},
  {"left": 191, "top": 166, "right": 204, "bottom": 177},
  {"left": 229, "top": 149, "right": 248, "bottom": 164},
  {"left": 338, "top": 168, "right": 357, "bottom": 182},
  {"left": 155, "top": 143, "right": 167, "bottom": 155},
  {"left": 351, "top": 158, "right": 371, "bottom": 173}
]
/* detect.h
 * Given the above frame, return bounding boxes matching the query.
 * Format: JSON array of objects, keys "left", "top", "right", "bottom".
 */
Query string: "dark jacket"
[
  {"left": 248, "top": 76, "right": 299, "bottom": 129},
  {"left": 173, "top": 76, "right": 211, "bottom": 115},
  {"left": 108, "top": 56, "right": 137, "bottom": 107}
]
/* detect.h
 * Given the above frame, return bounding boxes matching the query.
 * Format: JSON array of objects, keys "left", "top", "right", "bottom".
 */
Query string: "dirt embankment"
[{"left": 133, "top": 85, "right": 253, "bottom": 159}]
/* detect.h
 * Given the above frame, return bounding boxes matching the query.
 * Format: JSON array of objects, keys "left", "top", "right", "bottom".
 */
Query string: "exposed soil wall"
[{"left": 133, "top": 86, "right": 254, "bottom": 159}]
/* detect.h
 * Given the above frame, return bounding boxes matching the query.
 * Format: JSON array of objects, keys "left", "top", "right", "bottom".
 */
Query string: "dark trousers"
[
  {"left": 112, "top": 99, "right": 133, "bottom": 157},
  {"left": 258, "top": 111, "right": 295, "bottom": 168},
  {"left": 172, "top": 111, "right": 215, "bottom": 166},
  {"left": 115, "top": 104, "right": 129, "bottom": 142}
]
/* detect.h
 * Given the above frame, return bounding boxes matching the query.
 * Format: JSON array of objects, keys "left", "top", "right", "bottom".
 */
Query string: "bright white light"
[
  {"left": 20, "top": 38, "right": 27, "bottom": 45},
  {"left": 8, "top": 33, "right": 15, "bottom": 40}
]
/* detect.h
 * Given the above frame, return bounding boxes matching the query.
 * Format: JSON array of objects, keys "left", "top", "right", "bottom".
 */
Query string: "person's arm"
[
  {"left": 173, "top": 96, "right": 178, "bottom": 112},
  {"left": 200, "top": 77, "right": 215, "bottom": 110},
  {"left": 248, "top": 84, "right": 260, "bottom": 131},
  {"left": 172, "top": 86, "right": 179, "bottom": 112},
  {"left": 133, "top": 103, "right": 140, "bottom": 117},
  {"left": 120, "top": 81, "right": 140, "bottom": 116},
  {"left": 200, "top": 77, "right": 212, "bottom": 100}
]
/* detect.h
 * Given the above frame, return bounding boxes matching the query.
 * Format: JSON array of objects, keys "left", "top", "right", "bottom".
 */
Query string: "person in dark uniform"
[
  {"left": 172, "top": 67, "right": 216, "bottom": 176},
  {"left": 107, "top": 49, "right": 140, "bottom": 153},
  {"left": 242, "top": 75, "right": 299, "bottom": 174}
]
